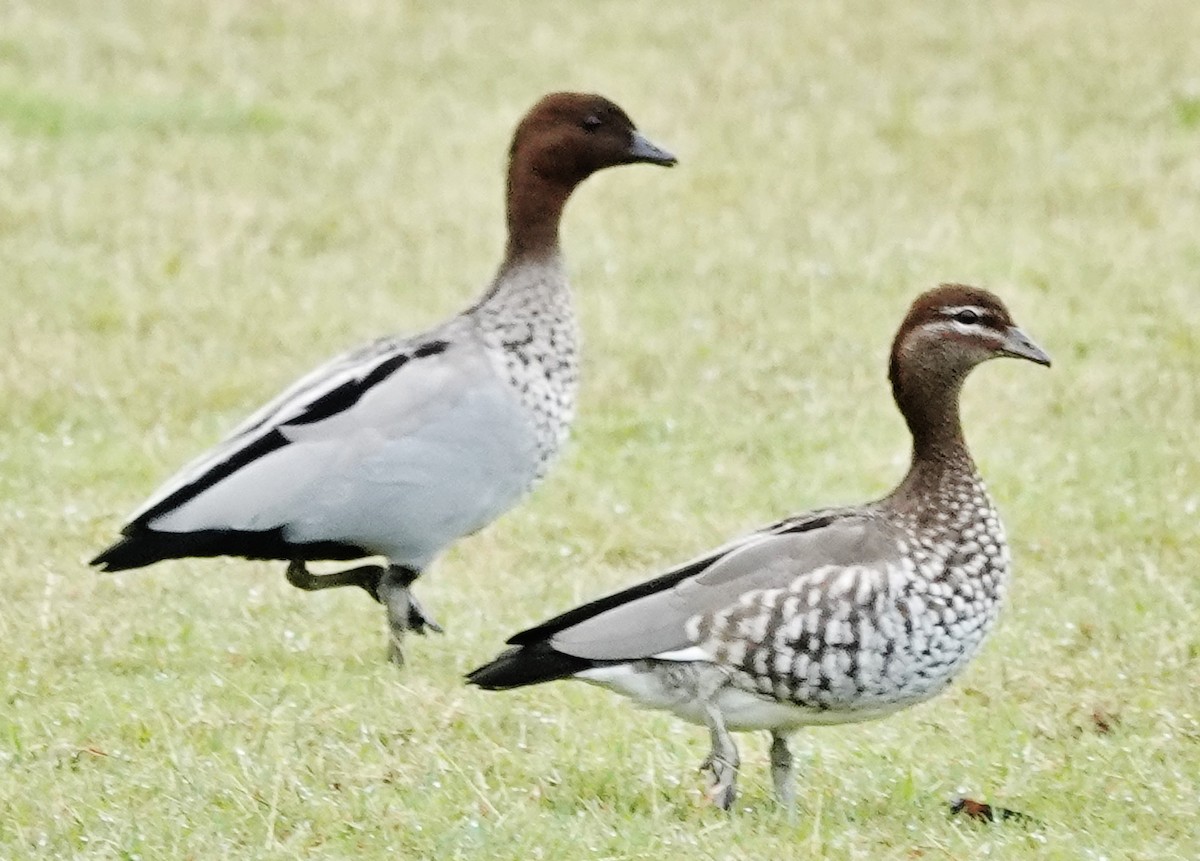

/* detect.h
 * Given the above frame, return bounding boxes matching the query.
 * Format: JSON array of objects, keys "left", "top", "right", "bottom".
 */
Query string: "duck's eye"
[
  {"left": 581, "top": 114, "right": 602, "bottom": 131},
  {"left": 953, "top": 309, "right": 981, "bottom": 325}
]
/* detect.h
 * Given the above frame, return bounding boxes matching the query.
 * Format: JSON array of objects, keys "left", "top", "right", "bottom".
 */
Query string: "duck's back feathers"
[
  {"left": 468, "top": 510, "right": 901, "bottom": 689},
  {"left": 92, "top": 318, "right": 543, "bottom": 572}
]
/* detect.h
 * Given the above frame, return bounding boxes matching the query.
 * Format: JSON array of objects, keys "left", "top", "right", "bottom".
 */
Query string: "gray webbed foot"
[
  {"left": 405, "top": 590, "right": 444, "bottom": 635},
  {"left": 701, "top": 704, "right": 741, "bottom": 811},
  {"left": 378, "top": 565, "right": 439, "bottom": 666},
  {"left": 702, "top": 752, "right": 740, "bottom": 811}
]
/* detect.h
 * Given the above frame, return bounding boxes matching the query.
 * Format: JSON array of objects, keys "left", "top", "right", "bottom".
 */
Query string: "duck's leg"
[
  {"left": 700, "top": 703, "right": 741, "bottom": 810},
  {"left": 769, "top": 730, "right": 796, "bottom": 811},
  {"left": 286, "top": 559, "right": 385, "bottom": 600},
  {"left": 378, "top": 564, "right": 443, "bottom": 666}
]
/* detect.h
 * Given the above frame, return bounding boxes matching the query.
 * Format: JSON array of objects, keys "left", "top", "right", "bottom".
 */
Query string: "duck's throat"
[{"left": 504, "top": 162, "right": 572, "bottom": 263}]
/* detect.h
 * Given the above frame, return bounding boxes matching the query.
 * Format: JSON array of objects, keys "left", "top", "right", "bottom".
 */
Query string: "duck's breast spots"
[{"left": 475, "top": 260, "right": 580, "bottom": 482}]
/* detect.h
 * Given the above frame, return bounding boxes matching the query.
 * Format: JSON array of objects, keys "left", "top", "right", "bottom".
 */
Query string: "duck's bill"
[
  {"left": 627, "top": 131, "right": 677, "bottom": 166},
  {"left": 1001, "top": 326, "right": 1052, "bottom": 367}
]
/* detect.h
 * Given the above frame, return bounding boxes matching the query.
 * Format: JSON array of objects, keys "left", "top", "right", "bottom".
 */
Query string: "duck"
[
  {"left": 468, "top": 284, "right": 1050, "bottom": 809},
  {"left": 91, "top": 92, "right": 677, "bottom": 666}
]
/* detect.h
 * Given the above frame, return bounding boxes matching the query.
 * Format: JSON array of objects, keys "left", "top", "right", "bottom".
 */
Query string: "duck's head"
[
  {"left": 509, "top": 92, "right": 676, "bottom": 187},
  {"left": 889, "top": 284, "right": 1051, "bottom": 399}
]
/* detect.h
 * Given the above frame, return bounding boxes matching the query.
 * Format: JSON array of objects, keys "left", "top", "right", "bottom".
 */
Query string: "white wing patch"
[{"left": 651, "top": 646, "right": 712, "bottom": 663}]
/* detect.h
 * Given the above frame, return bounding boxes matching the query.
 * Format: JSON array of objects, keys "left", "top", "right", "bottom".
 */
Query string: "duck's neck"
[
  {"left": 502, "top": 151, "right": 574, "bottom": 267},
  {"left": 886, "top": 369, "right": 980, "bottom": 515}
]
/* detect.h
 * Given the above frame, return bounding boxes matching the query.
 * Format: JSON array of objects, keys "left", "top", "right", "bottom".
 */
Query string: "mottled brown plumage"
[{"left": 470, "top": 284, "right": 1050, "bottom": 809}]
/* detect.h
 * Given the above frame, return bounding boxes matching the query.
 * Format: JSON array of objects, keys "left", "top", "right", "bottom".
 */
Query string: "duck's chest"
[
  {"left": 480, "top": 287, "right": 580, "bottom": 480},
  {"left": 718, "top": 509, "right": 1010, "bottom": 717},
  {"left": 879, "top": 512, "right": 1011, "bottom": 699}
]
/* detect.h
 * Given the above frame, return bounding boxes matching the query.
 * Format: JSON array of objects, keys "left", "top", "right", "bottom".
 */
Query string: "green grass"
[{"left": 3, "top": 0, "right": 1199, "bottom": 858}]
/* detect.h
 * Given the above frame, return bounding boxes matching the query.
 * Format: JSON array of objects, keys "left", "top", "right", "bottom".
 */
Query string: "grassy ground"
[{"left": 2, "top": 0, "right": 1198, "bottom": 858}]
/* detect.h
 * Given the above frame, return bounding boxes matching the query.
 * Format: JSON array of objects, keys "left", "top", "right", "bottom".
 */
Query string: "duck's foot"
[
  {"left": 701, "top": 705, "right": 740, "bottom": 811},
  {"left": 378, "top": 565, "right": 441, "bottom": 666}
]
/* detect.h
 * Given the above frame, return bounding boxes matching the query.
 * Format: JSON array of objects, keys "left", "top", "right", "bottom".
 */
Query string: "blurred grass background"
[{"left": 1, "top": 0, "right": 1198, "bottom": 858}]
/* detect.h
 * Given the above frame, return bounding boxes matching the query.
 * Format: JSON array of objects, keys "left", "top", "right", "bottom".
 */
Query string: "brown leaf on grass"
[
  {"left": 1069, "top": 704, "right": 1120, "bottom": 736},
  {"left": 1090, "top": 707, "right": 1119, "bottom": 734},
  {"left": 949, "top": 797, "right": 1036, "bottom": 824}
]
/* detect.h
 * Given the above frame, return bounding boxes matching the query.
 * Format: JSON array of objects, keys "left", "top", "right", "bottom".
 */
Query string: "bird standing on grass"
[
  {"left": 469, "top": 285, "right": 1050, "bottom": 809},
  {"left": 91, "top": 92, "right": 677, "bottom": 666}
]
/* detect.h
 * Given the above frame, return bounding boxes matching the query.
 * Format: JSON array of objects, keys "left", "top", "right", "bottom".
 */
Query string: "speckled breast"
[
  {"left": 478, "top": 272, "right": 580, "bottom": 485},
  {"left": 694, "top": 512, "right": 1010, "bottom": 715}
]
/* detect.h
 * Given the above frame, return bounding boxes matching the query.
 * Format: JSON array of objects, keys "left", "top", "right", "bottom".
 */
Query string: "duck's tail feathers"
[{"left": 466, "top": 642, "right": 594, "bottom": 690}]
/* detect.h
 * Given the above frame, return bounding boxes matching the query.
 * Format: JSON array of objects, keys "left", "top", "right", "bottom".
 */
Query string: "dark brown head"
[
  {"left": 888, "top": 284, "right": 1050, "bottom": 455},
  {"left": 504, "top": 93, "right": 675, "bottom": 260},
  {"left": 510, "top": 92, "right": 676, "bottom": 184}
]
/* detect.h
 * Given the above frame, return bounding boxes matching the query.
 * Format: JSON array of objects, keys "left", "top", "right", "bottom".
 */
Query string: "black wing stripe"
[
  {"left": 286, "top": 352, "right": 411, "bottom": 427},
  {"left": 507, "top": 511, "right": 844, "bottom": 646},
  {"left": 129, "top": 340, "right": 451, "bottom": 527},
  {"left": 774, "top": 512, "right": 836, "bottom": 536},
  {"left": 507, "top": 556, "right": 721, "bottom": 646},
  {"left": 412, "top": 339, "right": 449, "bottom": 359},
  {"left": 132, "top": 429, "right": 291, "bottom": 527}
]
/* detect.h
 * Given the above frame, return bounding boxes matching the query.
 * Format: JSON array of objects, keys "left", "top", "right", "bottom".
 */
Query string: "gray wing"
[
  {"left": 549, "top": 514, "right": 903, "bottom": 662},
  {"left": 126, "top": 316, "right": 489, "bottom": 527}
]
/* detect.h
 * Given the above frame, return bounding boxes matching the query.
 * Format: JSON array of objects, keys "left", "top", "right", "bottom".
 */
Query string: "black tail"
[
  {"left": 90, "top": 532, "right": 175, "bottom": 572},
  {"left": 90, "top": 526, "right": 368, "bottom": 572},
  {"left": 466, "top": 642, "right": 595, "bottom": 691},
  {"left": 89, "top": 528, "right": 248, "bottom": 571}
]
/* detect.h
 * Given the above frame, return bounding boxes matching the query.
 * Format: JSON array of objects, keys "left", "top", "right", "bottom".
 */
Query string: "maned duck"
[
  {"left": 91, "top": 92, "right": 676, "bottom": 665},
  {"left": 468, "top": 285, "right": 1050, "bottom": 809}
]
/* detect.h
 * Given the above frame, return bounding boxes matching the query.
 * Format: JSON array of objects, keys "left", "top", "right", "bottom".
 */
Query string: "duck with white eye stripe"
[
  {"left": 91, "top": 92, "right": 677, "bottom": 667},
  {"left": 468, "top": 284, "right": 1050, "bottom": 811}
]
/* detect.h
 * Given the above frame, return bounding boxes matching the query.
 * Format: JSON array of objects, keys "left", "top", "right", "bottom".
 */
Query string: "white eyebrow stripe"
[
  {"left": 923, "top": 320, "right": 958, "bottom": 335},
  {"left": 943, "top": 304, "right": 988, "bottom": 317}
]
